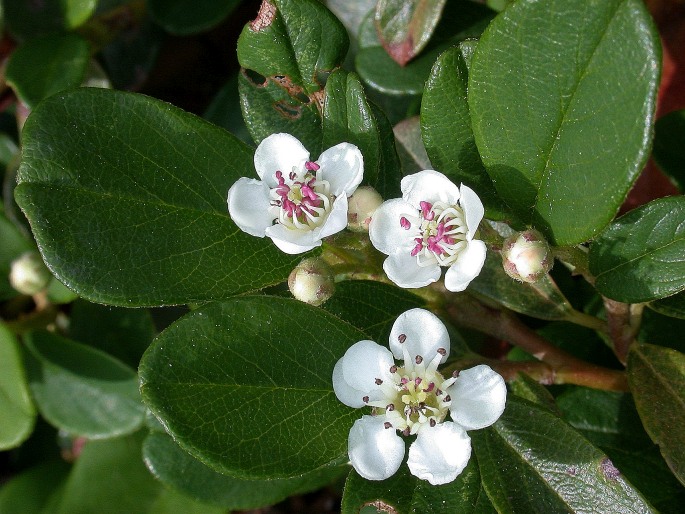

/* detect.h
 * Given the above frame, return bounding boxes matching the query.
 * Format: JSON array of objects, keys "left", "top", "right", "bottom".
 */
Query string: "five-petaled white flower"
[
  {"left": 333, "top": 308, "right": 506, "bottom": 485},
  {"left": 369, "top": 170, "right": 487, "bottom": 291},
  {"left": 228, "top": 133, "right": 363, "bottom": 254}
]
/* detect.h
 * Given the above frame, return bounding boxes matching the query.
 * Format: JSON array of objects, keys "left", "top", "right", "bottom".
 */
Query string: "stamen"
[
  {"left": 375, "top": 378, "right": 383, "bottom": 385},
  {"left": 384, "top": 421, "right": 393, "bottom": 429},
  {"left": 363, "top": 396, "right": 369, "bottom": 403},
  {"left": 430, "top": 419, "right": 436, "bottom": 427},
  {"left": 402, "top": 427, "right": 410, "bottom": 437},
  {"left": 400, "top": 217, "right": 411, "bottom": 230},
  {"left": 443, "top": 395, "right": 451, "bottom": 403},
  {"left": 389, "top": 365, "right": 398, "bottom": 373},
  {"left": 398, "top": 334, "right": 407, "bottom": 344},
  {"left": 415, "top": 355, "right": 423, "bottom": 365},
  {"left": 386, "top": 404, "right": 395, "bottom": 411},
  {"left": 305, "top": 161, "right": 320, "bottom": 171},
  {"left": 437, "top": 348, "right": 446, "bottom": 356}
]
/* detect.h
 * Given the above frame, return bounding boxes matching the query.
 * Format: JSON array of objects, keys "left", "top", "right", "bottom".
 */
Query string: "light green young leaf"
[
  {"left": 628, "top": 343, "right": 685, "bottom": 487},
  {"left": 139, "top": 296, "right": 362, "bottom": 479},
  {"left": 590, "top": 196, "right": 685, "bottom": 303},
  {"left": 23, "top": 330, "right": 144, "bottom": 438},
  {"left": 0, "top": 322, "right": 35, "bottom": 450},
  {"left": 469, "top": 0, "right": 660, "bottom": 245},
  {"left": 0, "top": 460, "right": 70, "bottom": 514},
  {"left": 15, "top": 88, "right": 302, "bottom": 307},
  {"left": 472, "top": 396, "right": 655, "bottom": 513}
]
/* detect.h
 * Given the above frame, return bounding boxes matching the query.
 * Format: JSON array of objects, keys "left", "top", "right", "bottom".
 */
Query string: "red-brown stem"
[{"left": 603, "top": 297, "right": 643, "bottom": 365}]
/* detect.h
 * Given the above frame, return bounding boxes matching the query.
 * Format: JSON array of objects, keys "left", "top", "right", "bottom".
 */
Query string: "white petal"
[
  {"left": 368, "top": 199, "right": 417, "bottom": 256},
  {"left": 316, "top": 195, "right": 349, "bottom": 239},
  {"left": 459, "top": 184, "right": 484, "bottom": 240},
  {"left": 317, "top": 142, "right": 364, "bottom": 196},
  {"left": 447, "top": 365, "right": 507, "bottom": 431},
  {"left": 333, "top": 359, "right": 366, "bottom": 408},
  {"left": 383, "top": 252, "right": 441, "bottom": 289},
  {"left": 254, "top": 133, "right": 309, "bottom": 187},
  {"left": 349, "top": 415, "right": 405, "bottom": 481},
  {"left": 341, "top": 340, "right": 395, "bottom": 398},
  {"left": 407, "top": 422, "right": 471, "bottom": 485},
  {"left": 401, "top": 170, "right": 461, "bottom": 209},
  {"left": 443, "top": 240, "right": 486, "bottom": 292},
  {"left": 265, "top": 224, "right": 320, "bottom": 254},
  {"left": 227, "top": 178, "right": 273, "bottom": 237},
  {"left": 389, "top": 308, "right": 450, "bottom": 363}
]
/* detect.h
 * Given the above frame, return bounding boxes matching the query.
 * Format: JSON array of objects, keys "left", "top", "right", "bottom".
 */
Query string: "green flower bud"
[
  {"left": 288, "top": 258, "right": 335, "bottom": 306},
  {"left": 501, "top": 229, "right": 553, "bottom": 283},
  {"left": 9, "top": 251, "right": 51, "bottom": 295},
  {"left": 347, "top": 186, "right": 383, "bottom": 232}
]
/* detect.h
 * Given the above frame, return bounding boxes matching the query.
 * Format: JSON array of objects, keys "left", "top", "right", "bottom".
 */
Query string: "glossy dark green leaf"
[
  {"left": 509, "top": 374, "right": 558, "bottom": 414},
  {"left": 0, "top": 322, "right": 35, "bottom": 450},
  {"left": 393, "top": 116, "right": 431, "bottom": 175},
  {"left": 653, "top": 109, "right": 685, "bottom": 191},
  {"left": 23, "top": 330, "right": 144, "bottom": 438},
  {"left": 0, "top": 460, "right": 70, "bottom": 514},
  {"left": 237, "top": 0, "right": 348, "bottom": 96},
  {"left": 69, "top": 300, "right": 155, "bottom": 368},
  {"left": 472, "top": 396, "right": 655, "bottom": 513},
  {"left": 649, "top": 291, "right": 685, "bottom": 320},
  {"left": 628, "top": 343, "right": 685, "bottom": 486},
  {"left": 15, "top": 88, "right": 302, "bottom": 307},
  {"left": 469, "top": 252, "right": 575, "bottom": 320},
  {"left": 53, "top": 432, "right": 161, "bottom": 514},
  {"left": 143, "top": 430, "right": 346, "bottom": 509},
  {"left": 139, "top": 296, "right": 362, "bottom": 478},
  {"left": 638, "top": 309, "right": 685, "bottom": 354},
  {"left": 321, "top": 280, "right": 425, "bottom": 340},
  {"left": 238, "top": 70, "right": 323, "bottom": 155},
  {"left": 0, "top": 211, "right": 33, "bottom": 300},
  {"left": 590, "top": 196, "right": 685, "bottom": 303},
  {"left": 370, "top": 101, "right": 403, "bottom": 198},
  {"left": 147, "top": 488, "right": 225, "bottom": 514},
  {"left": 45, "top": 277, "right": 79, "bottom": 305},
  {"left": 374, "top": 0, "right": 446, "bottom": 66},
  {"left": 469, "top": 0, "right": 660, "bottom": 245},
  {"left": 148, "top": 0, "right": 240, "bottom": 35},
  {"left": 342, "top": 459, "right": 494, "bottom": 514},
  {"left": 356, "top": 2, "right": 493, "bottom": 95},
  {"left": 3, "top": 0, "right": 96, "bottom": 38},
  {"left": 204, "top": 75, "right": 253, "bottom": 145},
  {"left": 5, "top": 34, "right": 90, "bottom": 108},
  {"left": 421, "top": 44, "right": 505, "bottom": 219}
]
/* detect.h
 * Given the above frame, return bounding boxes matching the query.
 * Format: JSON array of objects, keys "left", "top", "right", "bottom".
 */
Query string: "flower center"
[
  {"left": 401, "top": 201, "right": 468, "bottom": 267},
  {"left": 270, "top": 161, "right": 333, "bottom": 230}
]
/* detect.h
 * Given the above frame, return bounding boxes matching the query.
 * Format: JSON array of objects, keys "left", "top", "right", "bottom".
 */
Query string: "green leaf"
[
  {"left": 237, "top": 0, "right": 349, "bottom": 96},
  {"left": 0, "top": 211, "right": 33, "bottom": 300},
  {"left": 45, "top": 277, "right": 79, "bottom": 305},
  {"left": 23, "top": 330, "right": 144, "bottom": 438},
  {"left": 421, "top": 43, "right": 506, "bottom": 219},
  {"left": 393, "top": 116, "right": 431, "bottom": 175},
  {"left": 204, "top": 75, "right": 253, "bottom": 145},
  {"left": 649, "top": 291, "right": 685, "bottom": 320},
  {"left": 139, "top": 296, "right": 362, "bottom": 478},
  {"left": 69, "top": 300, "right": 155, "bottom": 368},
  {"left": 374, "top": 0, "right": 447, "bottom": 66},
  {"left": 53, "top": 432, "right": 161, "bottom": 514},
  {"left": 638, "top": 308, "right": 685, "bottom": 354},
  {"left": 147, "top": 488, "right": 225, "bottom": 514},
  {"left": 653, "top": 109, "right": 685, "bottom": 192},
  {"left": 15, "top": 88, "right": 302, "bottom": 307},
  {"left": 5, "top": 34, "right": 90, "bottom": 108},
  {"left": 469, "top": 252, "right": 575, "bottom": 320},
  {"left": 148, "top": 0, "right": 240, "bottom": 35},
  {"left": 143, "top": 430, "right": 346, "bottom": 509},
  {"left": 0, "top": 460, "right": 70, "bottom": 514},
  {"left": 322, "top": 69, "right": 401, "bottom": 197},
  {"left": 472, "top": 396, "right": 655, "bottom": 513},
  {"left": 356, "top": 2, "right": 493, "bottom": 96},
  {"left": 3, "top": 0, "right": 96, "bottom": 38},
  {"left": 509, "top": 374, "right": 558, "bottom": 414},
  {"left": 469, "top": 0, "right": 660, "bottom": 245},
  {"left": 0, "top": 322, "right": 35, "bottom": 450},
  {"left": 628, "top": 343, "right": 685, "bottom": 486},
  {"left": 321, "top": 280, "right": 425, "bottom": 340},
  {"left": 590, "top": 196, "right": 685, "bottom": 303},
  {"left": 341, "top": 460, "right": 495, "bottom": 514}
]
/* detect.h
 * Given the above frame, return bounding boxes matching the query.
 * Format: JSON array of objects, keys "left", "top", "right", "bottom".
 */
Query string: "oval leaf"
[
  {"left": 472, "top": 396, "right": 655, "bottom": 513},
  {"left": 649, "top": 291, "right": 685, "bottom": 320},
  {"left": 15, "top": 88, "right": 302, "bottom": 307},
  {"left": 628, "top": 343, "right": 685, "bottom": 487},
  {"left": 653, "top": 109, "right": 685, "bottom": 192},
  {"left": 590, "top": 196, "right": 685, "bottom": 303},
  {"left": 469, "top": 0, "right": 660, "bottom": 245},
  {"left": 148, "top": 0, "right": 240, "bottom": 35},
  {"left": 139, "top": 296, "right": 363, "bottom": 478},
  {"left": 0, "top": 322, "right": 35, "bottom": 450},
  {"left": 23, "top": 330, "right": 144, "bottom": 438}
]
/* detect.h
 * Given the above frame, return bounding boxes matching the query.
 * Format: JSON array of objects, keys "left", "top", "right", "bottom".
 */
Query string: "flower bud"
[
  {"left": 347, "top": 186, "right": 383, "bottom": 232},
  {"left": 288, "top": 257, "right": 335, "bottom": 306},
  {"left": 9, "top": 251, "right": 51, "bottom": 295},
  {"left": 501, "top": 229, "right": 553, "bottom": 283}
]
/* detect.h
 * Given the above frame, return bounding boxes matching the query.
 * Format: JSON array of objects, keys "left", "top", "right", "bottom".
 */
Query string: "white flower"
[
  {"left": 333, "top": 308, "right": 507, "bottom": 485},
  {"left": 227, "top": 133, "right": 364, "bottom": 254},
  {"left": 369, "top": 170, "right": 486, "bottom": 291}
]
